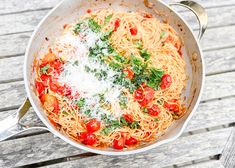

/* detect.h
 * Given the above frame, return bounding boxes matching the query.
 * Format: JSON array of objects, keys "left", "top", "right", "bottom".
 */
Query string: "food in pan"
[{"left": 34, "top": 9, "right": 187, "bottom": 150}]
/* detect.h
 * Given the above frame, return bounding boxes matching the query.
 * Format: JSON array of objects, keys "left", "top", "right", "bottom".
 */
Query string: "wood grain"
[
  {"left": 220, "top": 128, "right": 235, "bottom": 168},
  {"left": 0, "top": 0, "right": 60, "bottom": 15},
  {"left": 40, "top": 128, "right": 232, "bottom": 168},
  {"left": 0, "top": 4, "right": 235, "bottom": 36},
  {"left": 0, "top": 127, "right": 232, "bottom": 167},
  {"left": 1, "top": 0, "right": 235, "bottom": 15},
  {"left": 182, "top": 160, "right": 224, "bottom": 168}
]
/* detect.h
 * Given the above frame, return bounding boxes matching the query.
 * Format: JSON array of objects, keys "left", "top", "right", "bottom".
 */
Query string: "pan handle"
[
  {"left": 169, "top": 0, "right": 208, "bottom": 40},
  {"left": 0, "top": 98, "right": 48, "bottom": 141}
]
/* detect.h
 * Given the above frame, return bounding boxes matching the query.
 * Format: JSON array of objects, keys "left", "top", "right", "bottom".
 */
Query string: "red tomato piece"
[
  {"left": 123, "top": 114, "right": 134, "bottom": 123},
  {"left": 113, "top": 137, "right": 125, "bottom": 150},
  {"left": 147, "top": 104, "right": 161, "bottom": 116},
  {"left": 143, "top": 13, "right": 153, "bottom": 18},
  {"left": 63, "top": 24, "right": 68, "bottom": 29},
  {"left": 114, "top": 18, "right": 121, "bottom": 32},
  {"left": 86, "top": 119, "right": 101, "bottom": 133},
  {"left": 80, "top": 132, "right": 96, "bottom": 145},
  {"left": 86, "top": 9, "right": 92, "bottom": 13},
  {"left": 130, "top": 26, "right": 138, "bottom": 36},
  {"left": 164, "top": 102, "right": 179, "bottom": 112},
  {"left": 35, "top": 81, "right": 45, "bottom": 97},
  {"left": 134, "top": 87, "right": 144, "bottom": 101},
  {"left": 134, "top": 86, "right": 155, "bottom": 107},
  {"left": 125, "top": 137, "right": 138, "bottom": 145},
  {"left": 40, "top": 74, "right": 50, "bottom": 85},
  {"left": 123, "top": 68, "right": 134, "bottom": 80},
  {"left": 50, "top": 60, "right": 63, "bottom": 75},
  {"left": 160, "top": 74, "right": 172, "bottom": 90}
]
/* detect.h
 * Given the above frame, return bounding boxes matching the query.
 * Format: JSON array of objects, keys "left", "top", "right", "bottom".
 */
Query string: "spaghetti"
[{"left": 34, "top": 9, "right": 187, "bottom": 150}]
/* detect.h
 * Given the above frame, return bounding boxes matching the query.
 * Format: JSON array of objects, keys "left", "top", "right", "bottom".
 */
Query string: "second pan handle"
[{"left": 170, "top": 0, "right": 208, "bottom": 40}]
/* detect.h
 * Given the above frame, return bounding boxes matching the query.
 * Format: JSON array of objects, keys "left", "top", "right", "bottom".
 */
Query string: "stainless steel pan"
[{"left": 0, "top": 0, "right": 208, "bottom": 155}]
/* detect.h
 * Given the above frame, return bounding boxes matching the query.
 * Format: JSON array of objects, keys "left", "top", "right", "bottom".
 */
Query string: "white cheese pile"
[{"left": 57, "top": 24, "right": 124, "bottom": 120}]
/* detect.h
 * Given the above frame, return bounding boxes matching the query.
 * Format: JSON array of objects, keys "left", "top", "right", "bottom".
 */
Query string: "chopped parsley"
[
  {"left": 154, "top": 118, "right": 159, "bottom": 122},
  {"left": 119, "top": 93, "right": 128, "bottom": 109},
  {"left": 76, "top": 98, "right": 85, "bottom": 108},
  {"left": 160, "top": 31, "right": 167, "bottom": 39},
  {"left": 74, "top": 23, "right": 82, "bottom": 34},
  {"left": 147, "top": 68, "right": 165, "bottom": 90},
  {"left": 88, "top": 19, "right": 101, "bottom": 32},
  {"left": 130, "top": 121, "right": 140, "bottom": 129},
  {"left": 120, "top": 116, "right": 128, "bottom": 126},
  {"left": 103, "top": 14, "right": 113, "bottom": 26},
  {"left": 41, "top": 64, "right": 50, "bottom": 74},
  {"left": 140, "top": 49, "right": 151, "bottom": 61}
]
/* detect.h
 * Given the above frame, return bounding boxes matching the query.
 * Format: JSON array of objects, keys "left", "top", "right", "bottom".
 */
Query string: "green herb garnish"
[
  {"left": 160, "top": 31, "right": 167, "bottom": 39},
  {"left": 147, "top": 68, "right": 165, "bottom": 90},
  {"left": 88, "top": 19, "right": 101, "bottom": 32},
  {"left": 41, "top": 64, "right": 50, "bottom": 74},
  {"left": 74, "top": 23, "right": 82, "bottom": 34},
  {"left": 154, "top": 118, "right": 159, "bottom": 122},
  {"left": 130, "top": 121, "right": 140, "bottom": 129},
  {"left": 76, "top": 98, "right": 85, "bottom": 108},
  {"left": 120, "top": 116, "right": 128, "bottom": 126},
  {"left": 104, "top": 14, "right": 113, "bottom": 26},
  {"left": 140, "top": 49, "right": 150, "bottom": 61}
]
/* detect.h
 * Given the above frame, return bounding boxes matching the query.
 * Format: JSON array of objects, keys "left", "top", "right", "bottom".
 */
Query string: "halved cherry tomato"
[
  {"left": 134, "top": 86, "right": 155, "bottom": 107},
  {"left": 147, "top": 104, "right": 161, "bottom": 116},
  {"left": 80, "top": 132, "right": 96, "bottom": 145},
  {"left": 114, "top": 18, "right": 121, "bottom": 32},
  {"left": 86, "top": 119, "right": 101, "bottom": 133},
  {"left": 41, "top": 94, "right": 59, "bottom": 114},
  {"left": 164, "top": 102, "right": 179, "bottom": 112},
  {"left": 164, "top": 99, "right": 179, "bottom": 112},
  {"left": 123, "top": 114, "right": 134, "bottom": 123},
  {"left": 35, "top": 81, "right": 45, "bottom": 97},
  {"left": 130, "top": 26, "right": 138, "bottom": 36},
  {"left": 42, "top": 51, "right": 56, "bottom": 64},
  {"left": 134, "top": 87, "right": 144, "bottom": 100},
  {"left": 125, "top": 137, "right": 138, "bottom": 145},
  {"left": 113, "top": 137, "right": 125, "bottom": 150},
  {"left": 160, "top": 74, "right": 172, "bottom": 90},
  {"left": 123, "top": 68, "right": 134, "bottom": 80}
]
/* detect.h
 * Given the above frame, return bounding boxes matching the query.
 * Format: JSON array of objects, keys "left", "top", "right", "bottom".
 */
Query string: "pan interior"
[{"left": 25, "top": 0, "right": 203, "bottom": 154}]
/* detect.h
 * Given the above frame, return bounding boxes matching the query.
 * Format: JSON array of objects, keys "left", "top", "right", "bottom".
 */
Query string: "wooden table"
[{"left": 0, "top": 0, "right": 235, "bottom": 167}]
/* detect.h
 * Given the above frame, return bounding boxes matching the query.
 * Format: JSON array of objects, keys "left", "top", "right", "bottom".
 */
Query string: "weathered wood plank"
[
  {"left": 201, "top": 71, "right": 235, "bottom": 101},
  {"left": 182, "top": 160, "right": 224, "bottom": 168},
  {"left": 39, "top": 128, "right": 232, "bottom": 168},
  {"left": 2, "top": 0, "right": 235, "bottom": 15},
  {"left": 204, "top": 47, "right": 235, "bottom": 75},
  {"left": 0, "top": 127, "right": 232, "bottom": 167},
  {"left": 220, "top": 128, "right": 235, "bottom": 168},
  {"left": 0, "top": 0, "right": 60, "bottom": 15},
  {"left": 185, "top": 97, "right": 235, "bottom": 132},
  {"left": 1, "top": 45, "right": 235, "bottom": 82},
  {"left": 0, "top": 32, "right": 31, "bottom": 57},
  {"left": 0, "top": 10, "right": 49, "bottom": 36},
  {"left": 174, "top": 5, "right": 235, "bottom": 30},
  {"left": 0, "top": 4, "right": 235, "bottom": 36},
  {"left": 1, "top": 71, "right": 234, "bottom": 110}
]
